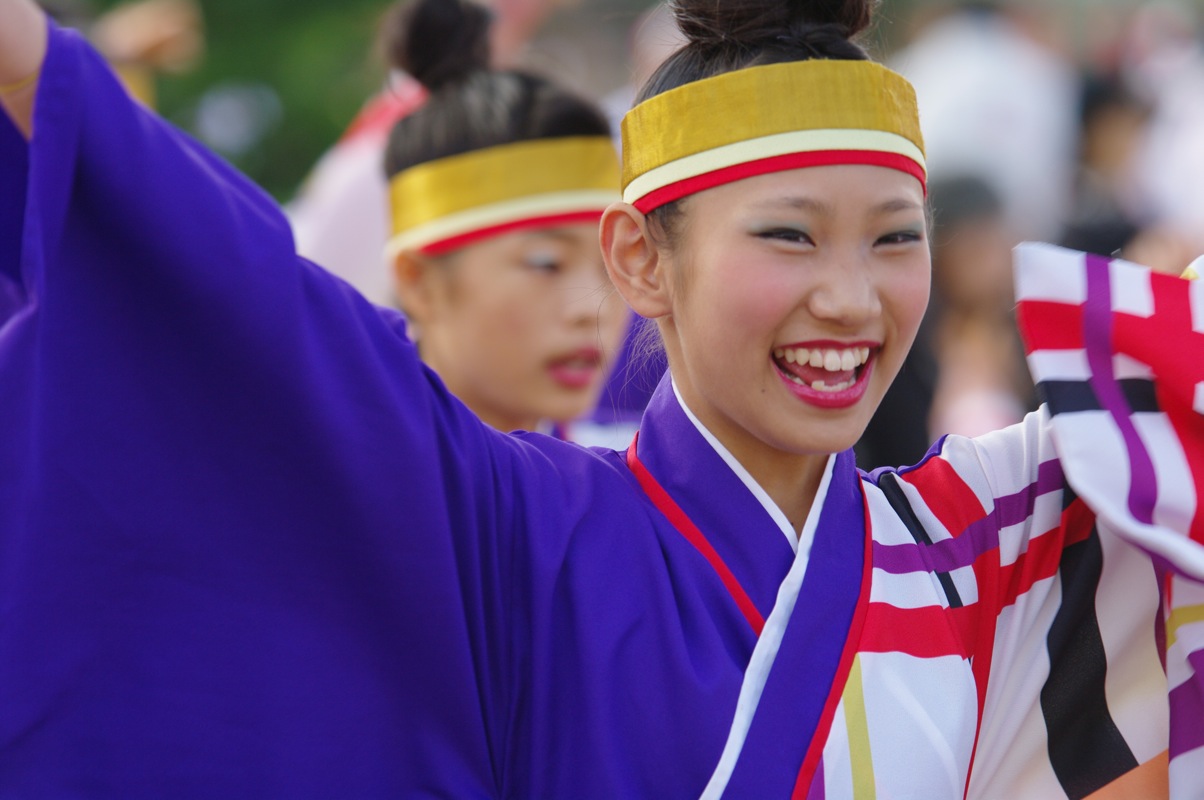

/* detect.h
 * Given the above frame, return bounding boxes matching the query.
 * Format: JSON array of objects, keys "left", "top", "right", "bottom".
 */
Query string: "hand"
[
  {"left": 1120, "top": 225, "right": 1198, "bottom": 276},
  {"left": 91, "top": 0, "right": 203, "bottom": 73}
]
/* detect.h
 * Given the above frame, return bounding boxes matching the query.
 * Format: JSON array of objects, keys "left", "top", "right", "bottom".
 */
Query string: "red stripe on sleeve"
[
  {"left": 858, "top": 602, "right": 972, "bottom": 659},
  {"left": 999, "top": 501, "right": 1094, "bottom": 608},
  {"left": 1114, "top": 274, "right": 1204, "bottom": 548},
  {"left": 1016, "top": 300, "right": 1086, "bottom": 353},
  {"left": 899, "top": 456, "right": 989, "bottom": 539}
]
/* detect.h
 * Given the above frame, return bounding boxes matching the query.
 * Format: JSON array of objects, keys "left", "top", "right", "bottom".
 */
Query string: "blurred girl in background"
[
  {"left": 288, "top": 0, "right": 575, "bottom": 306},
  {"left": 377, "top": 0, "right": 626, "bottom": 433}
]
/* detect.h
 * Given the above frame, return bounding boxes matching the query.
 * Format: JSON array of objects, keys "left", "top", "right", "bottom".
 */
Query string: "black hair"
[
  {"left": 382, "top": 0, "right": 610, "bottom": 178},
  {"left": 1078, "top": 70, "right": 1150, "bottom": 131},
  {"left": 640, "top": 0, "right": 876, "bottom": 103},
  {"left": 637, "top": 0, "right": 880, "bottom": 245},
  {"left": 928, "top": 174, "right": 1003, "bottom": 239}
]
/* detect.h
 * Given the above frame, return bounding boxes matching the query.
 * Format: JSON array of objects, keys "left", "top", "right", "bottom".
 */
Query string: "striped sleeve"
[
  {"left": 1014, "top": 242, "right": 1204, "bottom": 580},
  {"left": 1013, "top": 242, "right": 1204, "bottom": 796},
  {"left": 959, "top": 414, "right": 1167, "bottom": 798}
]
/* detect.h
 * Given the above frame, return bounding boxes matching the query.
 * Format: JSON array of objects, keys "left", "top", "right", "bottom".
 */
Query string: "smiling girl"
[{"left": 0, "top": 0, "right": 1199, "bottom": 797}]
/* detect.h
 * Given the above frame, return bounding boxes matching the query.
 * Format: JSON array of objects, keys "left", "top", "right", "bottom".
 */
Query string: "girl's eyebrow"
[
  {"left": 750, "top": 196, "right": 924, "bottom": 216},
  {"left": 870, "top": 197, "right": 926, "bottom": 216},
  {"left": 749, "top": 196, "right": 832, "bottom": 216},
  {"left": 524, "top": 229, "right": 578, "bottom": 243}
]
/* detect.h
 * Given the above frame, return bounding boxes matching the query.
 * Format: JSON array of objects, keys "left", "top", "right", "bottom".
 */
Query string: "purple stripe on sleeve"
[
  {"left": 1083, "top": 253, "right": 1158, "bottom": 524},
  {"left": 872, "top": 459, "right": 1066, "bottom": 575},
  {"left": 872, "top": 517, "right": 1000, "bottom": 575},
  {"left": 1169, "top": 647, "right": 1204, "bottom": 758}
]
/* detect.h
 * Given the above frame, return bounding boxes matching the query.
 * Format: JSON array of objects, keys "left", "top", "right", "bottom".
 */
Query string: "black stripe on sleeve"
[
  {"left": 1062, "top": 483, "right": 1079, "bottom": 512},
  {"left": 877, "top": 472, "right": 963, "bottom": 609},
  {"left": 1039, "top": 378, "right": 1159, "bottom": 416},
  {"left": 1040, "top": 526, "right": 1139, "bottom": 799}
]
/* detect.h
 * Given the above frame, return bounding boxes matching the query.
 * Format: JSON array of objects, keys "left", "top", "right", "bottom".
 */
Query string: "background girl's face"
[
  {"left": 657, "top": 164, "right": 931, "bottom": 463},
  {"left": 409, "top": 222, "right": 627, "bottom": 432}
]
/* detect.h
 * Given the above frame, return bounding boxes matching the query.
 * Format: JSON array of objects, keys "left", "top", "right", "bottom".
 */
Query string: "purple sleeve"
[
  {"left": 0, "top": 94, "right": 26, "bottom": 320},
  {"left": 0, "top": 24, "right": 527, "bottom": 796}
]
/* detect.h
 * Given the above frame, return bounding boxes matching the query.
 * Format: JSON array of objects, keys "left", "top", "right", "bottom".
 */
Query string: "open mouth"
[
  {"left": 773, "top": 345, "right": 872, "bottom": 392},
  {"left": 547, "top": 348, "right": 603, "bottom": 390}
]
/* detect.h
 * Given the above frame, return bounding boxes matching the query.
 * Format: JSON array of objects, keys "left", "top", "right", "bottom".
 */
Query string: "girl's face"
[
  {"left": 658, "top": 164, "right": 930, "bottom": 464},
  {"left": 405, "top": 222, "right": 627, "bottom": 433}
]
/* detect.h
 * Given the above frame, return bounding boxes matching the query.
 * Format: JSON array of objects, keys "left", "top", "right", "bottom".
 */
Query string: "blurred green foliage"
[
  {"left": 78, "top": 0, "right": 934, "bottom": 200},
  {"left": 93, "top": 0, "right": 394, "bottom": 200}
]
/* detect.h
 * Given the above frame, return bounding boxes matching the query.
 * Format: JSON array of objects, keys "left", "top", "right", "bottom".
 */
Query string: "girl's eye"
[
  {"left": 756, "top": 228, "right": 814, "bottom": 246},
  {"left": 522, "top": 254, "right": 562, "bottom": 274},
  {"left": 876, "top": 230, "right": 924, "bottom": 247}
]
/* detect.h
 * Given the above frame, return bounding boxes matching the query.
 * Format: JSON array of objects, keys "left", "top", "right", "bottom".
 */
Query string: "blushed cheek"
[
  {"left": 493, "top": 309, "right": 544, "bottom": 362},
  {"left": 892, "top": 270, "right": 931, "bottom": 339},
  {"left": 737, "top": 278, "right": 800, "bottom": 334}
]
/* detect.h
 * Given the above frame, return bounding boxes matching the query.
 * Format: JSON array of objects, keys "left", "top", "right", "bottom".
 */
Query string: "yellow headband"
[
  {"left": 387, "top": 136, "right": 621, "bottom": 256},
  {"left": 621, "top": 59, "right": 926, "bottom": 212}
]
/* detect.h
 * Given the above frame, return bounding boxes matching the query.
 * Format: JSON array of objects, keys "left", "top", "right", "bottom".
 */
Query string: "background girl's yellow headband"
[
  {"left": 387, "top": 136, "right": 620, "bottom": 256},
  {"left": 621, "top": 60, "right": 927, "bottom": 212}
]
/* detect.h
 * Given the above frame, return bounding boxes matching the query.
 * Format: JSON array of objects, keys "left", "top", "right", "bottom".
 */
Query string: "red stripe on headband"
[
  {"left": 418, "top": 210, "right": 607, "bottom": 256},
  {"left": 631, "top": 150, "right": 927, "bottom": 213}
]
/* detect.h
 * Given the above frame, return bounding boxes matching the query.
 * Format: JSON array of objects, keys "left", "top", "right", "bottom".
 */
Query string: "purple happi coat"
[{"left": 0, "top": 25, "right": 862, "bottom": 797}]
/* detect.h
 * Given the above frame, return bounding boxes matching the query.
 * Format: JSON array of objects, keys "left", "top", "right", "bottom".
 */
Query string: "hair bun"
[
  {"left": 382, "top": 0, "right": 492, "bottom": 91},
  {"left": 671, "top": 0, "right": 875, "bottom": 49}
]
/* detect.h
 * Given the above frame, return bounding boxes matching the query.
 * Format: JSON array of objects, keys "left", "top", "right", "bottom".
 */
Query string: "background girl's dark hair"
[
  {"left": 637, "top": 0, "right": 879, "bottom": 245},
  {"left": 382, "top": 0, "right": 610, "bottom": 178}
]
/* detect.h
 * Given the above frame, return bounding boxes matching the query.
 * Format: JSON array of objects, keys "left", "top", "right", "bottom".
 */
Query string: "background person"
[
  {"left": 286, "top": 0, "right": 576, "bottom": 306},
  {"left": 380, "top": 0, "right": 627, "bottom": 434}
]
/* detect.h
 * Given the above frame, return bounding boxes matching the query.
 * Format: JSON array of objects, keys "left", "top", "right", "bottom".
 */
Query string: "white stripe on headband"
[
  {"left": 623, "top": 129, "right": 927, "bottom": 207},
  {"left": 384, "top": 189, "right": 619, "bottom": 257}
]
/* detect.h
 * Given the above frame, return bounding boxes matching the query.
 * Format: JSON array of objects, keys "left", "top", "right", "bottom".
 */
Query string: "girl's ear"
[
  {"left": 391, "top": 249, "right": 437, "bottom": 323},
  {"left": 600, "top": 202, "right": 673, "bottom": 319}
]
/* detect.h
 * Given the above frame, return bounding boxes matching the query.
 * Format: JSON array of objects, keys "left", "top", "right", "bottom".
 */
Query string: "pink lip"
[
  {"left": 772, "top": 341, "right": 878, "bottom": 410},
  {"left": 547, "top": 347, "right": 603, "bottom": 390}
]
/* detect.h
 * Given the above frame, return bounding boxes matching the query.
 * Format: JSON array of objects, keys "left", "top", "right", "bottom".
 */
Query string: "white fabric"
[
  {"left": 700, "top": 448, "right": 835, "bottom": 799},
  {"left": 891, "top": 10, "right": 1077, "bottom": 241},
  {"left": 287, "top": 137, "right": 395, "bottom": 307}
]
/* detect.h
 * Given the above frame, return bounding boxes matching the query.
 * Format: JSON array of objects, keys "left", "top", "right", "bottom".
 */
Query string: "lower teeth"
[{"left": 785, "top": 373, "right": 852, "bottom": 392}]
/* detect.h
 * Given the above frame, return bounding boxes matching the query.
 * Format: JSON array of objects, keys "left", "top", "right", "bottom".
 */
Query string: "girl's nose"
[{"left": 806, "top": 255, "right": 882, "bottom": 326}]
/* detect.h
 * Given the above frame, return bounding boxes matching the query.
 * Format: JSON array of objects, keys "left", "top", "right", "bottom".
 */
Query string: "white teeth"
[
  {"left": 776, "top": 345, "right": 873, "bottom": 375},
  {"left": 785, "top": 372, "right": 850, "bottom": 392}
]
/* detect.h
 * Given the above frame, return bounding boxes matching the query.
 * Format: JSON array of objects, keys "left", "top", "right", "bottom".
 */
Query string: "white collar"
[{"left": 670, "top": 379, "right": 832, "bottom": 554}]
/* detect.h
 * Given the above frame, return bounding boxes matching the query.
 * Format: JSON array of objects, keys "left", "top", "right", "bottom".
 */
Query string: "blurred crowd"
[
  {"left": 65, "top": 0, "right": 1204, "bottom": 465},
  {"left": 866, "top": 0, "right": 1204, "bottom": 465}
]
